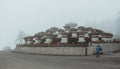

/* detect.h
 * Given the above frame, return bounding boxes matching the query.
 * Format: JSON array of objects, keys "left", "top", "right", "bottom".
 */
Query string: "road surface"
[{"left": 0, "top": 51, "right": 120, "bottom": 69}]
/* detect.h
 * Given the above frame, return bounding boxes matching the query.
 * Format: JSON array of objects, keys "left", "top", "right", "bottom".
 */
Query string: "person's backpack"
[{"left": 100, "top": 47, "right": 102, "bottom": 51}]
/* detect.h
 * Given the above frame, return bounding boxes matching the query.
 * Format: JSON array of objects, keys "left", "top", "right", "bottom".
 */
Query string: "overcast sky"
[{"left": 0, "top": 0, "right": 120, "bottom": 49}]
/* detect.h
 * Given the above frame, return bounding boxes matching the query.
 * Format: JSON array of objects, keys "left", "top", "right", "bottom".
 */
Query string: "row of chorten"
[{"left": 23, "top": 23, "right": 113, "bottom": 45}]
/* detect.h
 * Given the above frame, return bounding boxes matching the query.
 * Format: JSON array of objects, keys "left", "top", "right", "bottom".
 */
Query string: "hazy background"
[{"left": 0, "top": 0, "right": 120, "bottom": 50}]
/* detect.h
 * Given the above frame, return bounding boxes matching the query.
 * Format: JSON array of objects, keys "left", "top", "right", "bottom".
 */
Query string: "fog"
[{"left": 0, "top": 0, "right": 120, "bottom": 49}]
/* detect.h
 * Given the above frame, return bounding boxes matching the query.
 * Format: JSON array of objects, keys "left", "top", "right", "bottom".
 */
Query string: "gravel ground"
[{"left": 0, "top": 51, "right": 120, "bottom": 69}]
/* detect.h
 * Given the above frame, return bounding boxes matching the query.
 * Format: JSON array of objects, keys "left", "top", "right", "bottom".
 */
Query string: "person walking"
[{"left": 96, "top": 45, "right": 102, "bottom": 58}]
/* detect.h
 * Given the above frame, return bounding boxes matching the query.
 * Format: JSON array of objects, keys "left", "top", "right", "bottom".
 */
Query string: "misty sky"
[{"left": 0, "top": 0, "right": 120, "bottom": 49}]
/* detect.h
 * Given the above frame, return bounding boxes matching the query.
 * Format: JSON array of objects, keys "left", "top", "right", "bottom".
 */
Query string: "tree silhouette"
[{"left": 15, "top": 31, "right": 26, "bottom": 44}]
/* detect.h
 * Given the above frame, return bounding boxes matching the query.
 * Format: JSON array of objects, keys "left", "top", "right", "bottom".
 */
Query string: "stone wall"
[
  {"left": 15, "top": 43, "right": 120, "bottom": 55},
  {"left": 15, "top": 46, "right": 93, "bottom": 55},
  {"left": 92, "top": 43, "right": 120, "bottom": 53}
]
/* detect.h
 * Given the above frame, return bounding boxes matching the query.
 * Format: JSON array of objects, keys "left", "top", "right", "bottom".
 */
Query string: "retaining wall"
[
  {"left": 15, "top": 46, "right": 93, "bottom": 55},
  {"left": 92, "top": 43, "right": 120, "bottom": 53},
  {"left": 15, "top": 43, "right": 120, "bottom": 55}
]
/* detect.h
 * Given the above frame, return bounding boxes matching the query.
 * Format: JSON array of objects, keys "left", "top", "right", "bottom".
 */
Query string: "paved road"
[{"left": 0, "top": 51, "right": 120, "bottom": 69}]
